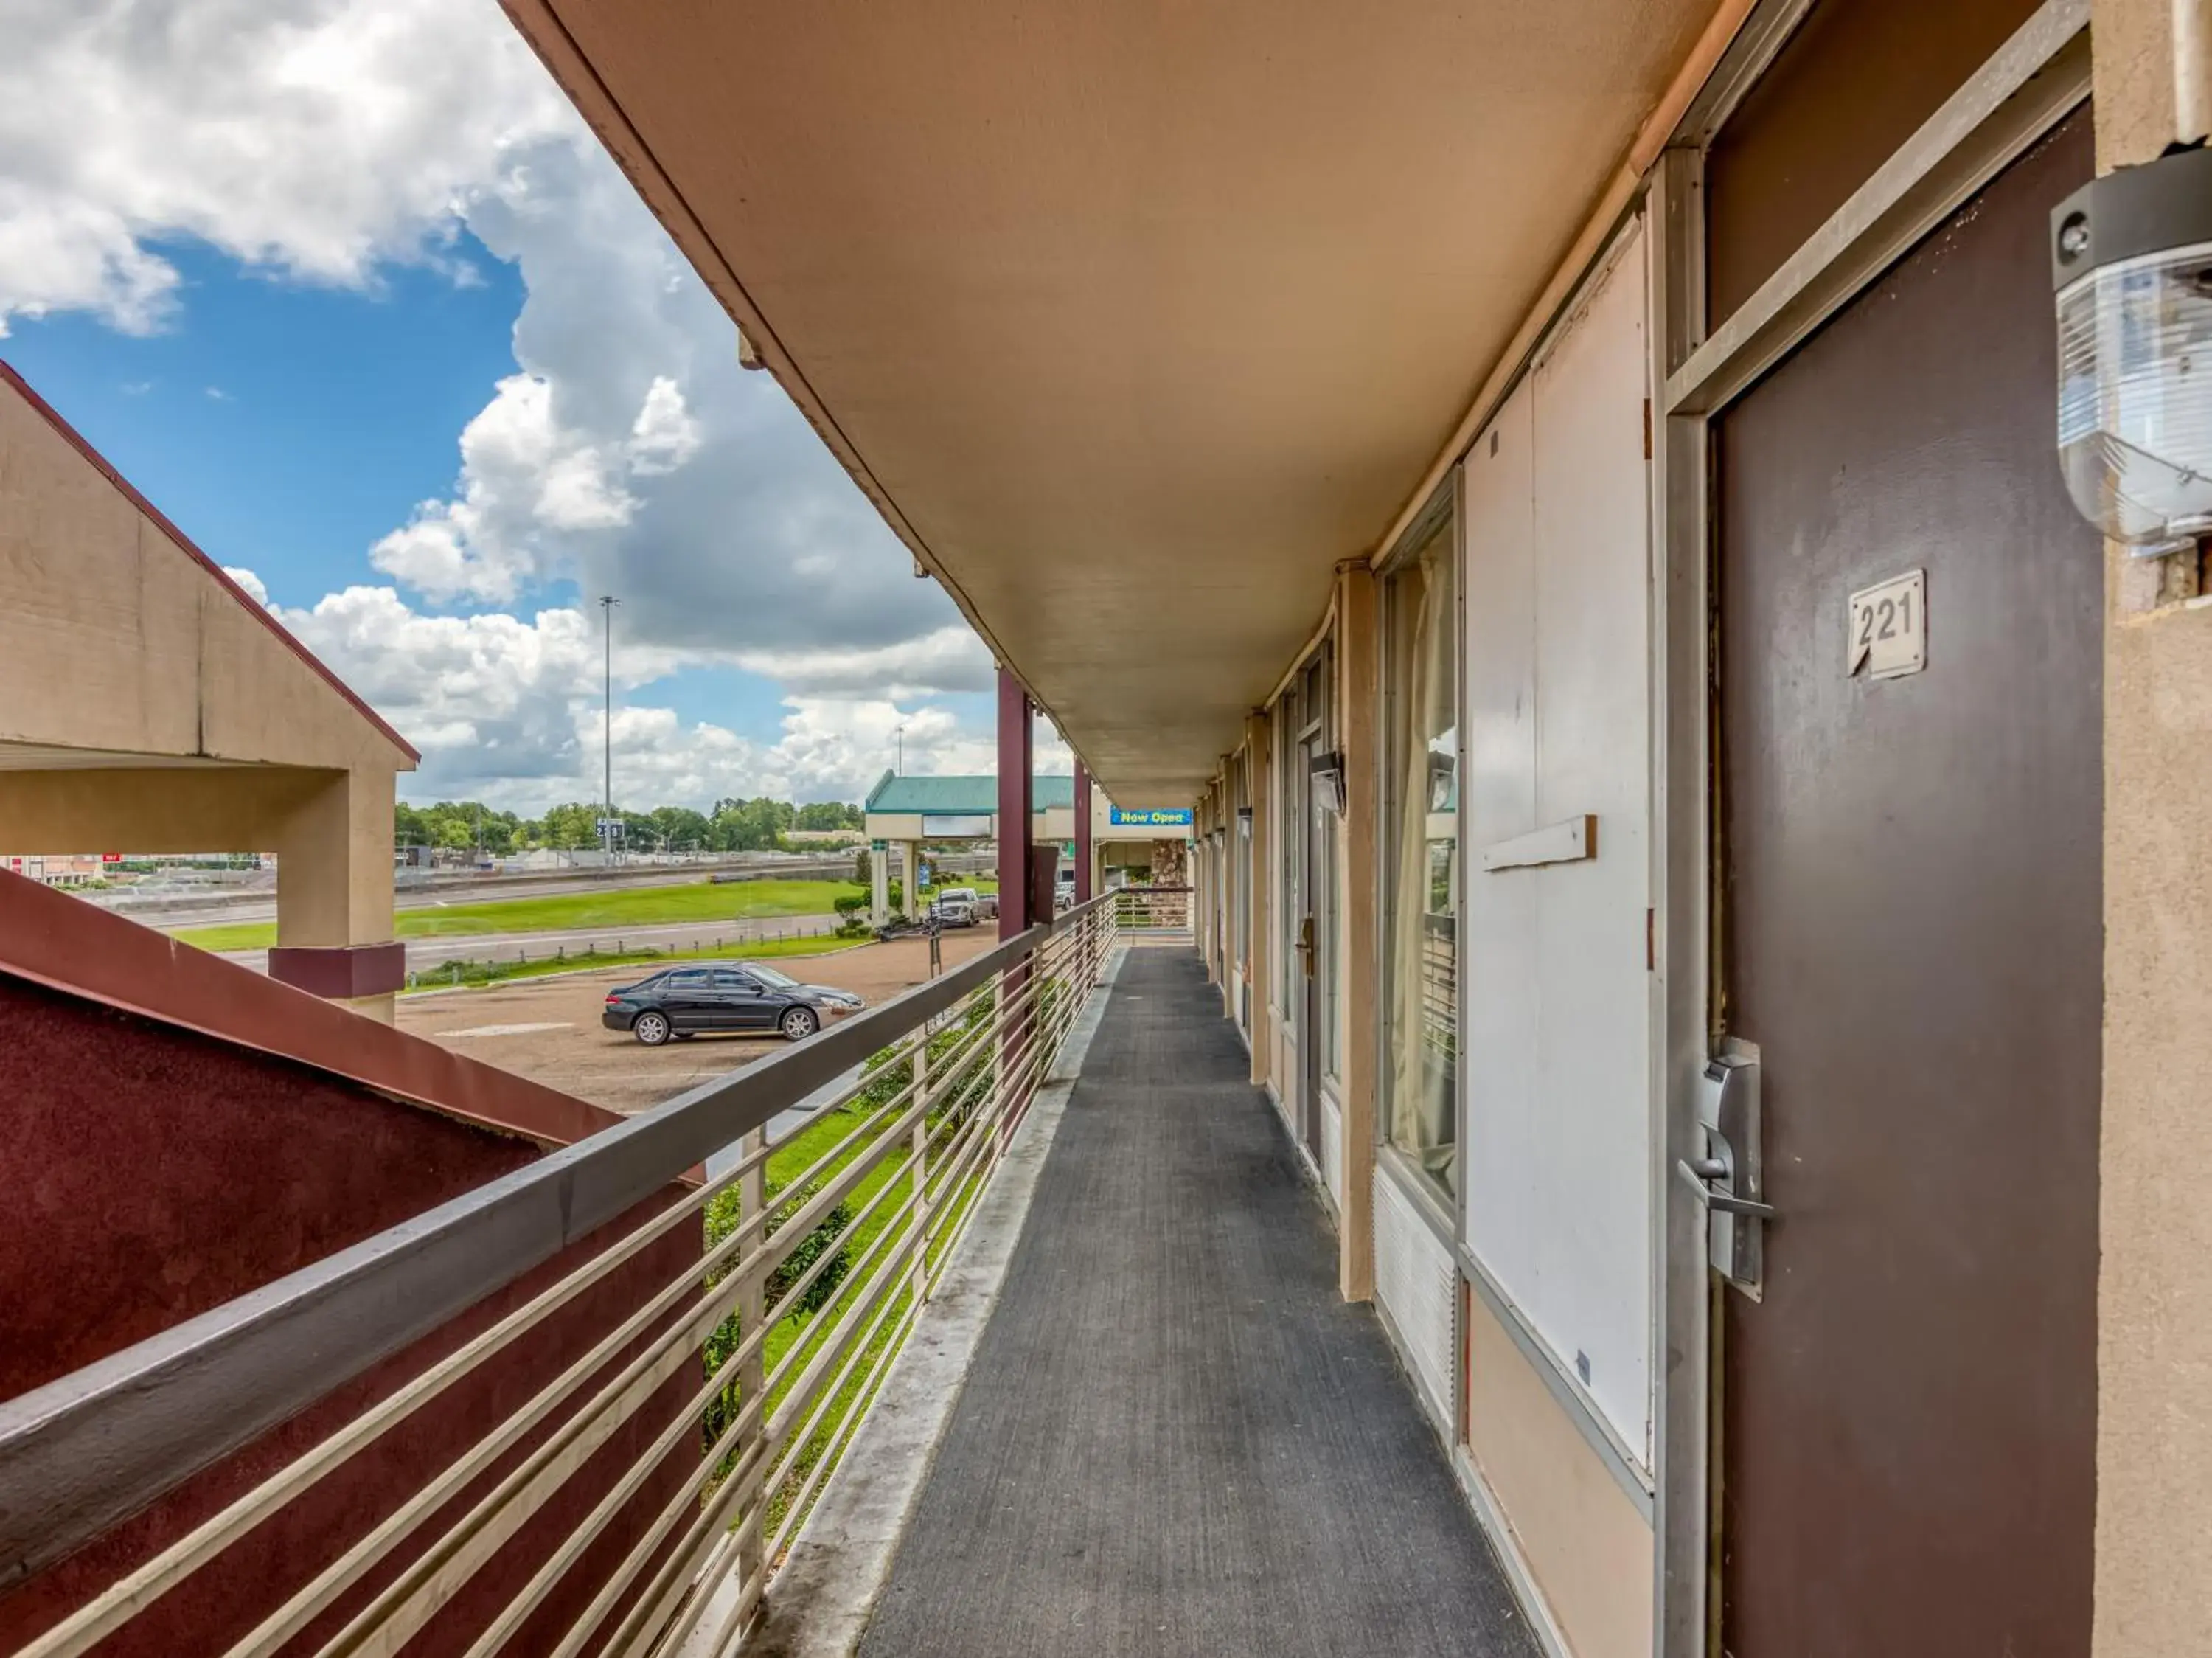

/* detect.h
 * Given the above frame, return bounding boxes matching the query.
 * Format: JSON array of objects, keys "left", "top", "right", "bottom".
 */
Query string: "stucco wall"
[
  {"left": 0, "top": 368, "right": 408, "bottom": 776},
  {"left": 1464, "top": 1294, "right": 1653, "bottom": 1658},
  {"left": 0, "top": 971, "right": 698, "bottom": 1654},
  {"left": 2091, "top": 4, "right": 2212, "bottom": 1650}
]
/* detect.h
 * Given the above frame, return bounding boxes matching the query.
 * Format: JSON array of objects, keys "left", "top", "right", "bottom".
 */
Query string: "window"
[
  {"left": 1383, "top": 515, "right": 1460, "bottom": 1199},
  {"left": 665, "top": 969, "right": 710, "bottom": 988},
  {"left": 712, "top": 971, "right": 753, "bottom": 991},
  {"left": 1277, "top": 698, "right": 1300, "bottom": 1011}
]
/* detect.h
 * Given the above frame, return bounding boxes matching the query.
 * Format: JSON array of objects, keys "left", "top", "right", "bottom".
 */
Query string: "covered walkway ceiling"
[{"left": 504, "top": 0, "right": 1719, "bottom": 801}]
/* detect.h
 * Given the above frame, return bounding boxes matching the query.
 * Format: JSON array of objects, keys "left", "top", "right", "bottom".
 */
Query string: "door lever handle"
[{"left": 1676, "top": 1158, "right": 1778, "bottom": 1220}]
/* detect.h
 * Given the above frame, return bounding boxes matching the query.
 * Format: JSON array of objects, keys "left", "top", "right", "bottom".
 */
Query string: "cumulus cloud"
[
  {"left": 0, "top": 0, "right": 573, "bottom": 333},
  {"left": 5, "top": 0, "right": 1009, "bottom": 810},
  {"left": 261, "top": 580, "right": 1040, "bottom": 811},
  {"left": 220, "top": 566, "right": 268, "bottom": 605}
]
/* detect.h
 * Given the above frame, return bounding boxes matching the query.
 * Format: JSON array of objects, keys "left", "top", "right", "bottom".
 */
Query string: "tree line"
[{"left": 394, "top": 797, "right": 866, "bottom": 856}]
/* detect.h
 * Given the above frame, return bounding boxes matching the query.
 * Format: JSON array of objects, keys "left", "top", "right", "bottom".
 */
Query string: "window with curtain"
[{"left": 1384, "top": 518, "right": 1459, "bottom": 1199}]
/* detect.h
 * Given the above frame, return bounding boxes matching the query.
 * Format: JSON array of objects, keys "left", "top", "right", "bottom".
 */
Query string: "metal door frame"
[
  {"left": 1645, "top": 3, "right": 2091, "bottom": 1652},
  {"left": 1298, "top": 697, "right": 1328, "bottom": 1165}
]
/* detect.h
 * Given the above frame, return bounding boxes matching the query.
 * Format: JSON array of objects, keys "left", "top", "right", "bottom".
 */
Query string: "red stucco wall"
[{"left": 0, "top": 970, "right": 701, "bottom": 1653}]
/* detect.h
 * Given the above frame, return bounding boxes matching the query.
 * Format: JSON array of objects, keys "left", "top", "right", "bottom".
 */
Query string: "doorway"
[
  {"left": 1711, "top": 109, "right": 2099, "bottom": 1656},
  {"left": 1295, "top": 649, "right": 1332, "bottom": 1168}
]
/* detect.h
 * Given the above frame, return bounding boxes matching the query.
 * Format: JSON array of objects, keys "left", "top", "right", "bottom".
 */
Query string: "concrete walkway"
[{"left": 855, "top": 948, "right": 1540, "bottom": 1658}]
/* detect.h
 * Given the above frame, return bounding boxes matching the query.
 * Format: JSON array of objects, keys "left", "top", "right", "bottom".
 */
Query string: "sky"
[{"left": 0, "top": 0, "right": 1066, "bottom": 814}]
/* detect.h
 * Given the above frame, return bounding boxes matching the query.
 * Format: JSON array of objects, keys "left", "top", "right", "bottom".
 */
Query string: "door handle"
[
  {"left": 1676, "top": 1157, "right": 1777, "bottom": 1219},
  {"left": 1296, "top": 915, "right": 1315, "bottom": 976}
]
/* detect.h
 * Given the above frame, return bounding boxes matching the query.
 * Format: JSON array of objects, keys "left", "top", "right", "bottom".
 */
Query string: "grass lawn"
[
  {"left": 178, "top": 870, "right": 997, "bottom": 953},
  {"left": 175, "top": 876, "right": 869, "bottom": 953},
  {"left": 697, "top": 1002, "right": 1006, "bottom": 1536}
]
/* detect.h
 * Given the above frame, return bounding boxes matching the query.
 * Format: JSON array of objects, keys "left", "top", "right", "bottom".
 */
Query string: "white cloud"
[
  {"left": 221, "top": 565, "right": 268, "bottom": 605},
  {"left": 0, "top": 0, "right": 573, "bottom": 333},
  {"left": 258, "top": 580, "right": 1046, "bottom": 811},
  {"left": 6, "top": 1, "right": 1015, "bottom": 809}
]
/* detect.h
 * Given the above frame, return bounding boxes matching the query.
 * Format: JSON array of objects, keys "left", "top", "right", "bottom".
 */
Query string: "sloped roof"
[
  {"left": 865, "top": 771, "right": 1076, "bottom": 814},
  {"left": 0, "top": 359, "right": 417, "bottom": 765}
]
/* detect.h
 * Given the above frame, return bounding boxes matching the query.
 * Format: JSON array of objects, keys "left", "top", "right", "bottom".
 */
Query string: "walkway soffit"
[{"left": 507, "top": 0, "right": 1711, "bottom": 798}]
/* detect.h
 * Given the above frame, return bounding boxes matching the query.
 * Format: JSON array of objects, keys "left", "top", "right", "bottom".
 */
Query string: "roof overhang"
[{"left": 503, "top": 0, "right": 1730, "bottom": 800}]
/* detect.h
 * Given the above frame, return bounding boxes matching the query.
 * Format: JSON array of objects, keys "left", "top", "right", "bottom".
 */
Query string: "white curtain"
[{"left": 1388, "top": 535, "right": 1457, "bottom": 1193}]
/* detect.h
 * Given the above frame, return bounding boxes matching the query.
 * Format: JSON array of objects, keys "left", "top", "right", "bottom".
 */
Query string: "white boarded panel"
[
  {"left": 1462, "top": 218, "right": 1655, "bottom": 1466},
  {"left": 1462, "top": 372, "right": 1544, "bottom": 1367}
]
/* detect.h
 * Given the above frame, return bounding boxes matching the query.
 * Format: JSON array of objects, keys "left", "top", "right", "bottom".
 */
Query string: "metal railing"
[
  {"left": 0, "top": 896, "right": 1119, "bottom": 1657},
  {"left": 1110, "top": 884, "right": 1192, "bottom": 934}
]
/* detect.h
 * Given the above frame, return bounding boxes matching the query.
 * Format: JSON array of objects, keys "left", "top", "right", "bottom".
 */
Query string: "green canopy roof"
[{"left": 864, "top": 771, "right": 1077, "bottom": 815}]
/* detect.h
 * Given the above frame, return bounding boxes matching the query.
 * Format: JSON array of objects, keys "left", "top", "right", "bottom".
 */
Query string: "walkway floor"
[{"left": 857, "top": 948, "right": 1540, "bottom": 1658}]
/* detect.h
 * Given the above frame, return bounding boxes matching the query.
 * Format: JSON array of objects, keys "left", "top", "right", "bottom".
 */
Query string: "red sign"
[{"left": 102, "top": 853, "right": 123, "bottom": 863}]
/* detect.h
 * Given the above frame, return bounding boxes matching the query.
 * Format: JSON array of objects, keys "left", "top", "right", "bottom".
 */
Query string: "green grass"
[
  {"left": 403, "top": 932, "right": 872, "bottom": 992},
  {"left": 175, "top": 876, "right": 869, "bottom": 952}
]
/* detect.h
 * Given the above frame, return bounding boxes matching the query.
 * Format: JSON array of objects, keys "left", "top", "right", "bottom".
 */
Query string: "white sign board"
[{"left": 1848, "top": 569, "right": 1926, "bottom": 679}]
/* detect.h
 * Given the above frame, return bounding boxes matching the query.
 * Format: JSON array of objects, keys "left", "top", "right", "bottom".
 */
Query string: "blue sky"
[
  {"left": 2, "top": 238, "right": 834, "bottom": 755},
  {"left": 3, "top": 238, "right": 523, "bottom": 611},
  {"left": 1, "top": 0, "right": 1033, "bottom": 810}
]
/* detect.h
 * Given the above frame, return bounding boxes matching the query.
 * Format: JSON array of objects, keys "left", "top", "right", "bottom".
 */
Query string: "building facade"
[{"left": 1178, "top": 3, "right": 2201, "bottom": 1651}]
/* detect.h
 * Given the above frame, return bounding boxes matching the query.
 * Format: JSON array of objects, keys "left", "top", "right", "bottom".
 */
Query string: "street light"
[{"left": 599, "top": 595, "right": 619, "bottom": 861}]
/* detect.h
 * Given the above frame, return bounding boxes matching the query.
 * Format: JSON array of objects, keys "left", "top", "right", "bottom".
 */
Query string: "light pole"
[
  {"left": 599, "top": 594, "right": 619, "bottom": 863},
  {"left": 894, "top": 721, "right": 905, "bottom": 775}
]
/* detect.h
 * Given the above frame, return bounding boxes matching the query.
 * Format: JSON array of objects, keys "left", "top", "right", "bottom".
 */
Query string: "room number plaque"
[{"left": 1848, "top": 569, "right": 1926, "bottom": 680}]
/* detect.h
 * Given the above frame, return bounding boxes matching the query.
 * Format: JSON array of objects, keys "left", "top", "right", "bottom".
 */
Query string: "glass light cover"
[{"left": 2056, "top": 243, "right": 2212, "bottom": 547}]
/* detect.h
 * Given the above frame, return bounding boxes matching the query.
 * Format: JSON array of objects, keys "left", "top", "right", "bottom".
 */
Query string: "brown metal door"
[{"left": 1714, "top": 111, "right": 2099, "bottom": 1657}]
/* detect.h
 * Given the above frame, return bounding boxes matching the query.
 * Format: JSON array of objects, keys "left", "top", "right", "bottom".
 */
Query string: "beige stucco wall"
[
  {"left": 1464, "top": 1293, "right": 1654, "bottom": 1658},
  {"left": 2091, "top": 4, "right": 2212, "bottom": 1651},
  {"left": 0, "top": 378, "right": 406, "bottom": 777}
]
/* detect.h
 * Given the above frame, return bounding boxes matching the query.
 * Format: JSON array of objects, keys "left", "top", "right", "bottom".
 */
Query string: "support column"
[
  {"left": 1073, "top": 760, "right": 1094, "bottom": 904},
  {"left": 2090, "top": 12, "right": 2212, "bottom": 1651},
  {"left": 1243, "top": 712, "right": 1272, "bottom": 1089},
  {"left": 900, "top": 840, "right": 920, "bottom": 918},
  {"left": 1337, "top": 562, "right": 1382, "bottom": 1303},
  {"left": 269, "top": 767, "right": 403, "bottom": 1024},
  {"left": 871, "top": 839, "right": 890, "bottom": 926},
  {"left": 996, "top": 669, "right": 1034, "bottom": 938}
]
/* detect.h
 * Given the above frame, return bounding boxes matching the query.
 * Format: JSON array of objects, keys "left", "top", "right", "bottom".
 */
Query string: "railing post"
[
  {"left": 735, "top": 1126, "right": 768, "bottom": 1603},
  {"left": 909, "top": 1032, "right": 932, "bottom": 1307}
]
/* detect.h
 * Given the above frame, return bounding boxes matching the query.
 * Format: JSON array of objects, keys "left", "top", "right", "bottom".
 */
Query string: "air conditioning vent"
[{"left": 1373, "top": 1166, "right": 1456, "bottom": 1426}]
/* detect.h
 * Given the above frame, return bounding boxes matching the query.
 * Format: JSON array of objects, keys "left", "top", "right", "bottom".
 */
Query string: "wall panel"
[{"left": 1461, "top": 221, "right": 1656, "bottom": 1463}]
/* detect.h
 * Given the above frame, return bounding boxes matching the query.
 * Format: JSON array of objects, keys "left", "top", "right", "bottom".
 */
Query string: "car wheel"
[
  {"left": 780, "top": 1006, "right": 819, "bottom": 1042},
  {"left": 633, "top": 1011, "right": 672, "bottom": 1047}
]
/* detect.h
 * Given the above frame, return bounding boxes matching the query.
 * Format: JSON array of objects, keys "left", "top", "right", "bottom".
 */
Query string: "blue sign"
[{"left": 1109, "top": 807, "right": 1194, "bottom": 828}]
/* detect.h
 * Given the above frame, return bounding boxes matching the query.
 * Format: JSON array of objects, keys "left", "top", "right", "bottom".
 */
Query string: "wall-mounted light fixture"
[
  {"left": 2051, "top": 145, "right": 2212, "bottom": 553},
  {"left": 1310, "top": 749, "right": 1348, "bottom": 816},
  {"left": 1426, "top": 750, "right": 1458, "bottom": 814}
]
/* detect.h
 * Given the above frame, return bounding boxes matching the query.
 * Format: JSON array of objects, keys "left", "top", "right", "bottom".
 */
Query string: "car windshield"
[{"left": 748, "top": 965, "right": 801, "bottom": 988}]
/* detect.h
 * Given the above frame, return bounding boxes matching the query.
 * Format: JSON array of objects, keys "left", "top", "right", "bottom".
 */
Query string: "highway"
[{"left": 217, "top": 910, "right": 854, "bottom": 977}]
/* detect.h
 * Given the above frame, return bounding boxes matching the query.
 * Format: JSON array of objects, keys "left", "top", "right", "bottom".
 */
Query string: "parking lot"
[{"left": 397, "top": 930, "right": 1002, "bottom": 1116}]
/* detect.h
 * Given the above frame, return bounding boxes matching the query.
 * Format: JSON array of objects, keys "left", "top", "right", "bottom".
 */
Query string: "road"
[
  {"left": 218, "top": 910, "right": 859, "bottom": 976},
  {"left": 119, "top": 865, "right": 804, "bottom": 933}
]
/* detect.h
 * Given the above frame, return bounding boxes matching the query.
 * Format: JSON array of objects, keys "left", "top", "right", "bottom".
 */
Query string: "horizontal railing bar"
[{"left": 0, "top": 896, "right": 1113, "bottom": 1587}]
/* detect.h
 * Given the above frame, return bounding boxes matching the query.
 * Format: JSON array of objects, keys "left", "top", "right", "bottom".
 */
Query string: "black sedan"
[{"left": 602, "top": 962, "right": 864, "bottom": 1046}]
